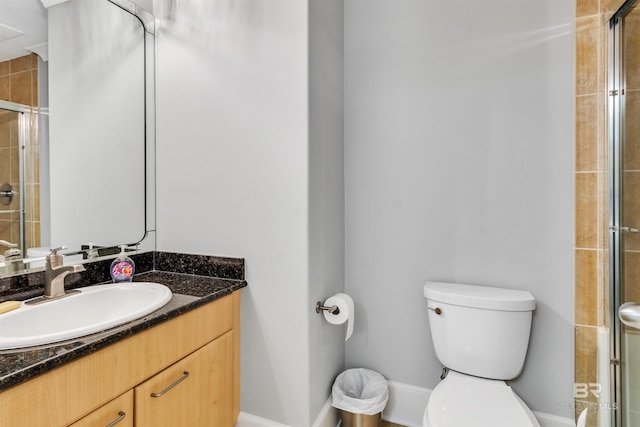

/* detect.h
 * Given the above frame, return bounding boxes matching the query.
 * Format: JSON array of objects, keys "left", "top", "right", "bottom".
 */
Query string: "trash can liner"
[{"left": 331, "top": 368, "right": 389, "bottom": 416}]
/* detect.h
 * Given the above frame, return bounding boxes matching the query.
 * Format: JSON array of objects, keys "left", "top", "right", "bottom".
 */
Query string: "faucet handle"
[
  {"left": 0, "top": 240, "right": 21, "bottom": 261},
  {"left": 47, "top": 247, "right": 66, "bottom": 268},
  {"left": 0, "top": 240, "right": 17, "bottom": 249}
]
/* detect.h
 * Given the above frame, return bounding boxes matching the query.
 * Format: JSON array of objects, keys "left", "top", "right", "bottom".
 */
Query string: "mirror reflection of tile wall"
[
  {"left": 0, "top": 53, "right": 41, "bottom": 251},
  {"left": 24, "top": 110, "right": 40, "bottom": 250}
]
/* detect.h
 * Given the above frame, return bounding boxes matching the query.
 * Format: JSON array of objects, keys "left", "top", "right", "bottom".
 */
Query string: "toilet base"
[{"left": 422, "top": 371, "right": 540, "bottom": 427}]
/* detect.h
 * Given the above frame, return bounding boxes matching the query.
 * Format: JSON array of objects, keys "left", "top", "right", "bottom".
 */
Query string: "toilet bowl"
[
  {"left": 423, "top": 281, "right": 539, "bottom": 427},
  {"left": 422, "top": 371, "right": 539, "bottom": 427}
]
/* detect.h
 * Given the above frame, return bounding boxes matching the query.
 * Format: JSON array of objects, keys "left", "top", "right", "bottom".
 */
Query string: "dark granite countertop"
[{"left": 0, "top": 270, "right": 246, "bottom": 392}]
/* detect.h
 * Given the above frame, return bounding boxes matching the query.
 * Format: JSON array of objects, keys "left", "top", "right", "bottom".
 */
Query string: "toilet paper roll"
[{"left": 323, "top": 293, "right": 354, "bottom": 341}]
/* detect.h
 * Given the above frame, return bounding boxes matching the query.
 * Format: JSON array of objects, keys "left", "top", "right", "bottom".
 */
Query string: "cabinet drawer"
[
  {"left": 134, "top": 331, "right": 233, "bottom": 427},
  {"left": 69, "top": 390, "right": 133, "bottom": 427}
]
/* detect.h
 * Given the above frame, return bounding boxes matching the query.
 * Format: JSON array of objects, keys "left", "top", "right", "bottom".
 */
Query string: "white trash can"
[{"left": 332, "top": 368, "right": 389, "bottom": 427}]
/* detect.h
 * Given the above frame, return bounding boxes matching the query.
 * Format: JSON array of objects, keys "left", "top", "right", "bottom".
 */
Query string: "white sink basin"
[{"left": 0, "top": 282, "right": 172, "bottom": 350}]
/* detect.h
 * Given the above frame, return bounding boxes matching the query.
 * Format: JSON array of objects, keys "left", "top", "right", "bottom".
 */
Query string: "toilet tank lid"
[{"left": 424, "top": 281, "right": 536, "bottom": 311}]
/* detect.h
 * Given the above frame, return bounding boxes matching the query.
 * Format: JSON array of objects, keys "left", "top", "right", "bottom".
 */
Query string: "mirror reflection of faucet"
[
  {"left": 87, "top": 243, "right": 99, "bottom": 260},
  {"left": 0, "top": 240, "right": 24, "bottom": 275}
]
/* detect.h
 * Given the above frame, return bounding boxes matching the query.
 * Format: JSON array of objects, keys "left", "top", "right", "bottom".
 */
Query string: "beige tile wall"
[
  {"left": 575, "top": 1, "right": 609, "bottom": 426},
  {"left": 24, "top": 111, "right": 40, "bottom": 250},
  {"left": 0, "top": 109, "right": 21, "bottom": 245},
  {"left": 0, "top": 54, "right": 38, "bottom": 106},
  {"left": 0, "top": 54, "right": 41, "bottom": 251}
]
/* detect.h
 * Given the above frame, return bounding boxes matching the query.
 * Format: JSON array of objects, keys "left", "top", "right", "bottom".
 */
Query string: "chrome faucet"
[{"left": 44, "top": 247, "right": 86, "bottom": 299}]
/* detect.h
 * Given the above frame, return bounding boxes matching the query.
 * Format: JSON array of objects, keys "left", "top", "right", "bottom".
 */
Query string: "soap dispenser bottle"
[{"left": 110, "top": 245, "right": 135, "bottom": 283}]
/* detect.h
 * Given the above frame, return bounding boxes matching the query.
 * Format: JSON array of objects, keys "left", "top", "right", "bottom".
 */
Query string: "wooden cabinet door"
[
  {"left": 134, "top": 331, "right": 233, "bottom": 427},
  {"left": 69, "top": 390, "right": 133, "bottom": 427}
]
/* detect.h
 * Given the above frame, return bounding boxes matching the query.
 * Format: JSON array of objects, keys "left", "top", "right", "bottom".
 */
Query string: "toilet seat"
[{"left": 422, "top": 371, "right": 540, "bottom": 427}]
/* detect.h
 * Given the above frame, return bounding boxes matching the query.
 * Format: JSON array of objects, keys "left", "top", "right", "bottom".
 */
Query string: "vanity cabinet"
[
  {"left": 0, "top": 291, "right": 241, "bottom": 427},
  {"left": 135, "top": 332, "right": 232, "bottom": 426},
  {"left": 70, "top": 390, "right": 134, "bottom": 427}
]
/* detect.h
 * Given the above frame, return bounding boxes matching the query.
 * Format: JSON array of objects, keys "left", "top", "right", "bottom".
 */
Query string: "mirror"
[{"left": 0, "top": 0, "right": 154, "bottom": 276}]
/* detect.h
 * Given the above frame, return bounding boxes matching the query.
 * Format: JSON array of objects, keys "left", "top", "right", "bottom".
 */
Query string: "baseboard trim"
[
  {"left": 238, "top": 381, "right": 576, "bottom": 427},
  {"left": 384, "top": 381, "right": 430, "bottom": 427},
  {"left": 312, "top": 397, "right": 340, "bottom": 427},
  {"left": 236, "top": 412, "right": 291, "bottom": 427},
  {"left": 533, "top": 411, "right": 576, "bottom": 427},
  {"left": 236, "top": 399, "right": 340, "bottom": 427}
]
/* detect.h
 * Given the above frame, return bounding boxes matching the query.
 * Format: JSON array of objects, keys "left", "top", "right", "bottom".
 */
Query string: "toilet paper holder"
[{"left": 316, "top": 301, "right": 340, "bottom": 315}]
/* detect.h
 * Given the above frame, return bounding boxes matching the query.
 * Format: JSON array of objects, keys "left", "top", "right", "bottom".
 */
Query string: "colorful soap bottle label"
[{"left": 111, "top": 261, "right": 134, "bottom": 282}]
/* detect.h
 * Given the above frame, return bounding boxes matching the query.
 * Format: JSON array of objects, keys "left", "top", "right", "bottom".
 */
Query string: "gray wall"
[
  {"left": 155, "top": 0, "right": 344, "bottom": 425},
  {"left": 309, "top": 0, "right": 345, "bottom": 421},
  {"left": 155, "top": 0, "right": 573, "bottom": 422},
  {"left": 344, "top": 0, "right": 575, "bottom": 418}
]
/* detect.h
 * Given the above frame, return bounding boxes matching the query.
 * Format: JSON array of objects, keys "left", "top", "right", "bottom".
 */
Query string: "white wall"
[
  {"left": 155, "top": 0, "right": 344, "bottom": 425},
  {"left": 344, "top": 0, "right": 575, "bottom": 419}
]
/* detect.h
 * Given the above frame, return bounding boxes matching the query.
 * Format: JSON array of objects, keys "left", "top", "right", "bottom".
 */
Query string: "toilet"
[{"left": 423, "top": 281, "right": 540, "bottom": 427}]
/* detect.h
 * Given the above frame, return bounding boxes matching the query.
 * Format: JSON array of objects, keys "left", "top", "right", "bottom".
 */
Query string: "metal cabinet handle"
[
  {"left": 105, "top": 411, "right": 126, "bottom": 427},
  {"left": 150, "top": 371, "right": 190, "bottom": 397}
]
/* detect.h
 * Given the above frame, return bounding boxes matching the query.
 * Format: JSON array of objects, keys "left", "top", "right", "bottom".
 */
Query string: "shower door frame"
[
  {"left": 0, "top": 99, "right": 32, "bottom": 257},
  {"left": 608, "top": 11, "right": 622, "bottom": 425},
  {"left": 609, "top": 1, "right": 640, "bottom": 425}
]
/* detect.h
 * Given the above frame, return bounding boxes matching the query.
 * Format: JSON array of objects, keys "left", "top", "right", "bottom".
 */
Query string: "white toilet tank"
[{"left": 424, "top": 281, "right": 536, "bottom": 380}]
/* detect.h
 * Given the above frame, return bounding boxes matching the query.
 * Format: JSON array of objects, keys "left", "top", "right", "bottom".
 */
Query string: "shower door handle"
[
  {"left": 619, "top": 302, "right": 640, "bottom": 329},
  {"left": 610, "top": 226, "right": 640, "bottom": 233}
]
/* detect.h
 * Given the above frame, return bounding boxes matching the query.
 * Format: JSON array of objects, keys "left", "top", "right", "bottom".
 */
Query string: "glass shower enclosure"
[
  {"left": 0, "top": 100, "right": 42, "bottom": 261},
  {"left": 609, "top": 1, "right": 640, "bottom": 425}
]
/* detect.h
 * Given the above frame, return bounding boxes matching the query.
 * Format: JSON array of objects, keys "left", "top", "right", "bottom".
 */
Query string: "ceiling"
[
  {"left": 0, "top": 0, "right": 154, "bottom": 63},
  {"left": 0, "top": 0, "right": 48, "bottom": 63}
]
